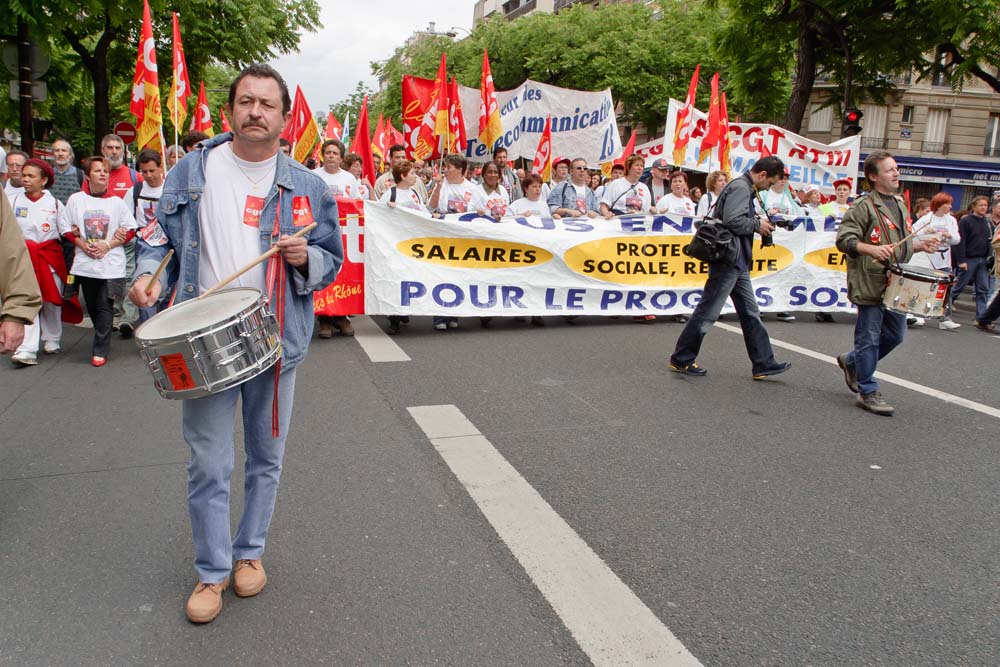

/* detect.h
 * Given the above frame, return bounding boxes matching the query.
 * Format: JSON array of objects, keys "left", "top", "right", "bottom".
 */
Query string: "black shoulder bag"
[{"left": 682, "top": 184, "right": 737, "bottom": 265}]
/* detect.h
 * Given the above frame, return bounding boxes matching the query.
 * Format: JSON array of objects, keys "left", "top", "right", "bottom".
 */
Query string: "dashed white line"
[
  {"left": 408, "top": 404, "right": 702, "bottom": 667},
  {"left": 351, "top": 315, "right": 411, "bottom": 362},
  {"left": 714, "top": 321, "right": 1000, "bottom": 420}
]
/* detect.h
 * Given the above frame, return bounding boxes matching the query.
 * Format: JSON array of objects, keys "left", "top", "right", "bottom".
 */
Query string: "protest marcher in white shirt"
[
  {"left": 655, "top": 170, "right": 696, "bottom": 217},
  {"left": 645, "top": 158, "right": 671, "bottom": 202},
  {"left": 600, "top": 155, "right": 651, "bottom": 218},
  {"left": 547, "top": 158, "right": 600, "bottom": 218},
  {"left": 696, "top": 170, "right": 728, "bottom": 217},
  {"left": 344, "top": 153, "right": 375, "bottom": 201},
  {"left": 313, "top": 139, "right": 361, "bottom": 199},
  {"left": 376, "top": 144, "right": 426, "bottom": 202},
  {"left": 4, "top": 150, "right": 27, "bottom": 203},
  {"left": 65, "top": 157, "right": 137, "bottom": 366},
  {"left": 493, "top": 146, "right": 522, "bottom": 201},
  {"left": 477, "top": 162, "right": 511, "bottom": 219},
  {"left": 379, "top": 160, "right": 428, "bottom": 214},
  {"left": 800, "top": 184, "right": 824, "bottom": 216},
  {"left": 9, "top": 159, "right": 74, "bottom": 366},
  {"left": 910, "top": 192, "right": 961, "bottom": 330},
  {"left": 121, "top": 148, "right": 167, "bottom": 328},
  {"left": 508, "top": 173, "right": 553, "bottom": 218}
]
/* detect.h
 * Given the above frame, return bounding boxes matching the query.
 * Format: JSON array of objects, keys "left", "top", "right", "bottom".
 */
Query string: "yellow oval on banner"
[
  {"left": 804, "top": 247, "right": 848, "bottom": 273},
  {"left": 563, "top": 236, "right": 707, "bottom": 287},
  {"left": 748, "top": 244, "right": 795, "bottom": 277},
  {"left": 397, "top": 237, "right": 553, "bottom": 269}
]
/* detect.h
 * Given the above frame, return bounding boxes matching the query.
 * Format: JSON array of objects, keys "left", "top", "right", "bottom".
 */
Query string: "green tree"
[{"left": 2, "top": 0, "right": 321, "bottom": 152}]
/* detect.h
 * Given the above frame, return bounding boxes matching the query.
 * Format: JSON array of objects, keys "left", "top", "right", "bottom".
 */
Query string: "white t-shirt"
[
  {"left": 10, "top": 191, "right": 70, "bottom": 243},
  {"left": 435, "top": 179, "right": 484, "bottom": 214},
  {"left": 123, "top": 181, "right": 167, "bottom": 247},
  {"left": 478, "top": 184, "right": 510, "bottom": 218},
  {"left": 507, "top": 197, "right": 549, "bottom": 217},
  {"left": 601, "top": 179, "right": 650, "bottom": 214},
  {"left": 655, "top": 193, "right": 696, "bottom": 216},
  {"left": 911, "top": 212, "right": 960, "bottom": 272},
  {"left": 696, "top": 192, "right": 720, "bottom": 217},
  {"left": 198, "top": 143, "right": 275, "bottom": 292},
  {"left": 760, "top": 188, "right": 802, "bottom": 216},
  {"left": 379, "top": 186, "right": 428, "bottom": 214},
  {"left": 5, "top": 181, "right": 25, "bottom": 204},
  {"left": 314, "top": 167, "right": 361, "bottom": 199},
  {"left": 65, "top": 191, "right": 137, "bottom": 279},
  {"left": 649, "top": 180, "right": 668, "bottom": 203}
]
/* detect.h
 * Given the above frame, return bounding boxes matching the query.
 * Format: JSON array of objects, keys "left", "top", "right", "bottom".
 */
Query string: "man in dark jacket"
[
  {"left": 668, "top": 156, "right": 791, "bottom": 380},
  {"left": 950, "top": 195, "right": 992, "bottom": 322}
]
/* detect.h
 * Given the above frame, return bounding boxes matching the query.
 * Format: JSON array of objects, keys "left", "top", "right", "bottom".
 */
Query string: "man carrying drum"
[
  {"left": 129, "top": 64, "right": 343, "bottom": 623},
  {"left": 834, "top": 150, "right": 939, "bottom": 416}
]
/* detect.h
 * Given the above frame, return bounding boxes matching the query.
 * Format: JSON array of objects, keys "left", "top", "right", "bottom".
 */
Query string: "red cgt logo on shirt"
[
  {"left": 292, "top": 196, "right": 313, "bottom": 227},
  {"left": 244, "top": 195, "right": 266, "bottom": 228}
]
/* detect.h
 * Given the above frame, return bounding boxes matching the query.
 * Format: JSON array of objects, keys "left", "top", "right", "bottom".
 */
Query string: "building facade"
[{"left": 804, "top": 72, "right": 1000, "bottom": 208}]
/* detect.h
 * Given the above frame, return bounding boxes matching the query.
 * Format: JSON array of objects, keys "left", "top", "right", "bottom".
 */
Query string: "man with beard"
[{"left": 50, "top": 138, "right": 85, "bottom": 204}]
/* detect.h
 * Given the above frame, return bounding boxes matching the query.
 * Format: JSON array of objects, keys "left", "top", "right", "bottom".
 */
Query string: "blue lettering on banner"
[
  {"left": 402, "top": 280, "right": 427, "bottom": 306},
  {"left": 650, "top": 291, "right": 678, "bottom": 309},
  {"left": 566, "top": 288, "right": 585, "bottom": 310},
  {"left": 601, "top": 291, "right": 623, "bottom": 309},
  {"left": 755, "top": 287, "right": 773, "bottom": 307},
  {"left": 649, "top": 215, "right": 694, "bottom": 233},
  {"left": 434, "top": 283, "right": 465, "bottom": 307},
  {"left": 681, "top": 291, "right": 702, "bottom": 309}
]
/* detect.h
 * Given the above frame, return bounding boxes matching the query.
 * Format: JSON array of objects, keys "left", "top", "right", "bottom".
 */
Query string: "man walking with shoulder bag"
[{"left": 668, "top": 156, "right": 792, "bottom": 380}]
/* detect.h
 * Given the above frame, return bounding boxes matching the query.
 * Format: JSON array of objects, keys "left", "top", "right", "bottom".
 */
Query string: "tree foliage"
[
  {"left": 360, "top": 1, "right": 730, "bottom": 136},
  {"left": 1, "top": 0, "right": 320, "bottom": 152}
]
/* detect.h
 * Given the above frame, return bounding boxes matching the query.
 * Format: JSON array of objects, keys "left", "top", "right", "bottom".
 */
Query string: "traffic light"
[{"left": 843, "top": 108, "right": 864, "bottom": 137}]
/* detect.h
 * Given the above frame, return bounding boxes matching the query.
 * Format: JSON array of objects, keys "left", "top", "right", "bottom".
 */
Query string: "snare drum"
[
  {"left": 882, "top": 263, "right": 954, "bottom": 317},
  {"left": 135, "top": 288, "right": 282, "bottom": 399}
]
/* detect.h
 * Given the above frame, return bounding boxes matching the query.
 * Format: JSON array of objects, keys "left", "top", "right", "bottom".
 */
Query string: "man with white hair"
[
  {"left": 50, "top": 138, "right": 85, "bottom": 204},
  {"left": 84, "top": 134, "right": 140, "bottom": 199}
]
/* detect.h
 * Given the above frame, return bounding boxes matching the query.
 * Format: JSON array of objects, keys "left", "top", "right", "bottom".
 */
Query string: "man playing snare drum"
[
  {"left": 834, "top": 150, "right": 938, "bottom": 416},
  {"left": 129, "top": 64, "right": 343, "bottom": 623}
]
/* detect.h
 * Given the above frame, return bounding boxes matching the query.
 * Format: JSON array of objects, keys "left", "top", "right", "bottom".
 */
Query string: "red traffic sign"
[{"left": 113, "top": 121, "right": 137, "bottom": 144}]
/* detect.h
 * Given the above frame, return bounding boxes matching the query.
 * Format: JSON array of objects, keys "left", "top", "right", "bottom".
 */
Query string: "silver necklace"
[{"left": 230, "top": 150, "right": 271, "bottom": 189}]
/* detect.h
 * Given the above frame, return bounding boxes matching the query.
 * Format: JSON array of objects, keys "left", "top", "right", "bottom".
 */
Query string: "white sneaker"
[
  {"left": 11, "top": 352, "right": 37, "bottom": 366},
  {"left": 938, "top": 319, "right": 960, "bottom": 330},
  {"left": 434, "top": 322, "right": 447, "bottom": 331},
  {"left": 446, "top": 320, "right": 458, "bottom": 329},
  {"left": 907, "top": 316, "right": 925, "bottom": 327},
  {"left": 42, "top": 341, "right": 61, "bottom": 354}
]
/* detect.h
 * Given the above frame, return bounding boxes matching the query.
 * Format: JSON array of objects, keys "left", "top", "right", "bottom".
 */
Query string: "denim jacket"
[
  {"left": 135, "top": 133, "right": 344, "bottom": 369},
  {"left": 546, "top": 180, "right": 600, "bottom": 215}
]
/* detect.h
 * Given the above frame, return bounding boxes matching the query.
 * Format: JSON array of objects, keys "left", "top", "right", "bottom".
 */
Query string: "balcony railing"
[
  {"left": 861, "top": 137, "right": 888, "bottom": 149},
  {"left": 985, "top": 146, "right": 1000, "bottom": 158},
  {"left": 505, "top": 0, "right": 536, "bottom": 19},
  {"left": 923, "top": 141, "right": 949, "bottom": 154}
]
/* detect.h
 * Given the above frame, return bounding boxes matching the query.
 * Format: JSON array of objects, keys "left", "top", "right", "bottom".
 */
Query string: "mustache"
[{"left": 242, "top": 120, "right": 267, "bottom": 129}]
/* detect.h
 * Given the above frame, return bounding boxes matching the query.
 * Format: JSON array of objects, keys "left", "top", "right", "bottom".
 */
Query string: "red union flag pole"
[
  {"left": 531, "top": 114, "right": 553, "bottom": 183},
  {"left": 191, "top": 81, "right": 214, "bottom": 136},
  {"left": 672, "top": 64, "right": 700, "bottom": 166},
  {"left": 698, "top": 71, "right": 721, "bottom": 166},
  {"left": 130, "top": 0, "right": 163, "bottom": 151},
  {"left": 478, "top": 49, "right": 503, "bottom": 151}
]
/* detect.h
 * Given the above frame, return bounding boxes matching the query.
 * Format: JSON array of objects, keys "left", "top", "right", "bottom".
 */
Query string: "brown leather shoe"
[
  {"left": 186, "top": 577, "right": 229, "bottom": 624},
  {"left": 233, "top": 559, "right": 267, "bottom": 597},
  {"left": 333, "top": 316, "right": 355, "bottom": 337},
  {"left": 317, "top": 321, "right": 334, "bottom": 339}
]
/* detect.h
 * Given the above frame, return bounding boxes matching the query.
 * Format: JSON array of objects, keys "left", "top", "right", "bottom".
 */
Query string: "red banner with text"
[{"left": 313, "top": 197, "right": 364, "bottom": 316}]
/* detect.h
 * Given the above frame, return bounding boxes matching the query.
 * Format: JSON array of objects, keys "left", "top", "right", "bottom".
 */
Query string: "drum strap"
[
  {"left": 868, "top": 198, "right": 902, "bottom": 270},
  {"left": 265, "top": 190, "right": 288, "bottom": 438}
]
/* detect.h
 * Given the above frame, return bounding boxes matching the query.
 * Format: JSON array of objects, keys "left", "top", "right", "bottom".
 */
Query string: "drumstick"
[
  {"left": 200, "top": 223, "right": 318, "bottom": 299},
  {"left": 890, "top": 220, "right": 935, "bottom": 249},
  {"left": 145, "top": 249, "right": 174, "bottom": 296}
]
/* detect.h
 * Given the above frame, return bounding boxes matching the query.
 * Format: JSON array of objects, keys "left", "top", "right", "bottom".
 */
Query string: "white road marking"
[
  {"left": 714, "top": 321, "right": 1000, "bottom": 420},
  {"left": 408, "top": 404, "right": 702, "bottom": 667},
  {"left": 351, "top": 315, "right": 411, "bottom": 362}
]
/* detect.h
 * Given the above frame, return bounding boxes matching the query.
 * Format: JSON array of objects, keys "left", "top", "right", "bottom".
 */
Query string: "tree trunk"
[
  {"left": 783, "top": 6, "right": 817, "bottom": 133},
  {"left": 64, "top": 13, "right": 116, "bottom": 153}
]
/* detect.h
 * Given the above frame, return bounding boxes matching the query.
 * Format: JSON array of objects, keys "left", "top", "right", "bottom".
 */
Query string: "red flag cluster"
[{"left": 672, "top": 65, "right": 733, "bottom": 174}]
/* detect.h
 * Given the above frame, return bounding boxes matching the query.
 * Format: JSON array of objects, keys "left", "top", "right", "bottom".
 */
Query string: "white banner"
[
  {"left": 456, "top": 80, "right": 622, "bottom": 166},
  {"left": 660, "top": 99, "right": 862, "bottom": 196},
  {"left": 364, "top": 203, "right": 853, "bottom": 317}
]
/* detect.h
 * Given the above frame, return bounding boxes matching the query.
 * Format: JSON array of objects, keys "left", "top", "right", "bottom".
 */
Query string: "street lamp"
[{"left": 446, "top": 26, "right": 472, "bottom": 39}]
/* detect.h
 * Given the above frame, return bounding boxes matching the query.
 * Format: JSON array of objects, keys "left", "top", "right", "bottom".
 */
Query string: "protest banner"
[
  {"left": 313, "top": 197, "right": 365, "bottom": 316},
  {"left": 403, "top": 76, "right": 621, "bottom": 167},
  {"left": 364, "top": 203, "right": 853, "bottom": 318},
  {"left": 661, "top": 99, "right": 862, "bottom": 195}
]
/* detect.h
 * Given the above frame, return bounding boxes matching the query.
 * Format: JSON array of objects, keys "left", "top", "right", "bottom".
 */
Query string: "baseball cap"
[{"left": 650, "top": 158, "right": 671, "bottom": 170}]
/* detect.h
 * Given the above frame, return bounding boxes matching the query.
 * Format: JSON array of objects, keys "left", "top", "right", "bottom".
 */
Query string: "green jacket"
[{"left": 835, "top": 193, "right": 913, "bottom": 306}]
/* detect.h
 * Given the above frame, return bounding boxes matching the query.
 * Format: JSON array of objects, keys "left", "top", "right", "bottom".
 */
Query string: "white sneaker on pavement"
[
  {"left": 938, "top": 319, "right": 960, "bottom": 331},
  {"left": 42, "top": 341, "right": 61, "bottom": 354},
  {"left": 11, "top": 352, "right": 37, "bottom": 366}
]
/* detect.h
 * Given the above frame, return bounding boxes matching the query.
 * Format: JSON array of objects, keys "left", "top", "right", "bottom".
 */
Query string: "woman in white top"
[
  {"left": 344, "top": 153, "right": 375, "bottom": 200},
  {"left": 9, "top": 159, "right": 72, "bottom": 365},
  {"left": 800, "top": 185, "right": 824, "bottom": 216},
  {"left": 507, "top": 173, "right": 553, "bottom": 218},
  {"left": 655, "top": 170, "right": 696, "bottom": 216},
  {"left": 476, "top": 162, "right": 510, "bottom": 219},
  {"left": 378, "top": 159, "right": 429, "bottom": 214},
  {"left": 912, "top": 192, "right": 961, "bottom": 329},
  {"left": 600, "top": 155, "right": 651, "bottom": 218},
  {"left": 65, "top": 157, "right": 137, "bottom": 366},
  {"left": 696, "top": 170, "right": 728, "bottom": 217}
]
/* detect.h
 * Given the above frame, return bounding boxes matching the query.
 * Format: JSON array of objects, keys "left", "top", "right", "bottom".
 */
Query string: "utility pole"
[{"left": 17, "top": 18, "right": 34, "bottom": 155}]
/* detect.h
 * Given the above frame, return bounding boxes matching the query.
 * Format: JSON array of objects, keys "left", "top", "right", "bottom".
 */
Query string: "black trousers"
[{"left": 78, "top": 276, "right": 113, "bottom": 358}]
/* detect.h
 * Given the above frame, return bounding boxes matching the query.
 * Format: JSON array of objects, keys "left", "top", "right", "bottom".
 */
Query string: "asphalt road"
[{"left": 1, "top": 304, "right": 998, "bottom": 666}]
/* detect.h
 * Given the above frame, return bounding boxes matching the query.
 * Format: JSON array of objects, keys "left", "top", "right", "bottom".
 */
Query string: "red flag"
[
  {"left": 371, "top": 115, "right": 387, "bottom": 166},
  {"left": 531, "top": 115, "right": 553, "bottom": 183},
  {"left": 286, "top": 86, "right": 320, "bottom": 164},
  {"left": 698, "top": 72, "right": 721, "bottom": 165},
  {"left": 719, "top": 92, "right": 732, "bottom": 176},
  {"left": 191, "top": 81, "right": 214, "bottom": 136},
  {"left": 388, "top": 120, "right": 404, "bottom": 147},
  {"left": 219, "top": 107, "right": 231, "bottom": 133},
  {"left": 130, "top": 0, "right": 163, "bottom": 150},
  {"left": 325, "top": 112, "right": 342, "bottom": 140},
  {"left": 614, "top": 130, "right": 637, "bottom": 168},
  {"left": 478, "top": 49, "right": 503, "bottom": 149},
  {"left": 448, "top": 75, "right": 467, "bottom": 153},
  {"left": 350, "top": 95, "right": 377, "bottom": 186},
  {"left": 166, "top": 12, "right": 190, "bottom": 130},
  {"left": 415, "top": 53, "right": 449, "bottom": 160},
  {"left": 672, "top": 64, "right": 700, "bottom": 165}
]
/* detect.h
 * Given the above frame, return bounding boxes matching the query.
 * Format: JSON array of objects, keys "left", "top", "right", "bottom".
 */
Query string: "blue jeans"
[
  {"left": 844, "top": 304, "right": 905, "bottom": 395},
  {"left": 181, "top": 365, "right": 297, "bottom": 583},
  {"left": 670, "top": 263, "right": 776, "bottom": 371},
  {"left": 951, "top": 256, "right": 990, "bottom": 321}
]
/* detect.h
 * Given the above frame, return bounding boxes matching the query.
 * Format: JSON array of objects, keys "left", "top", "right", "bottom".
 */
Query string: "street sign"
[
  {"left": 114, "top": 121, "right": 137, "bottom": 144},
  {"left": 7, "top": 80, "right": 46, "bottom": 102},
  {"left": 2, "top": 44, "right": 51, "bottom": 78}
]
